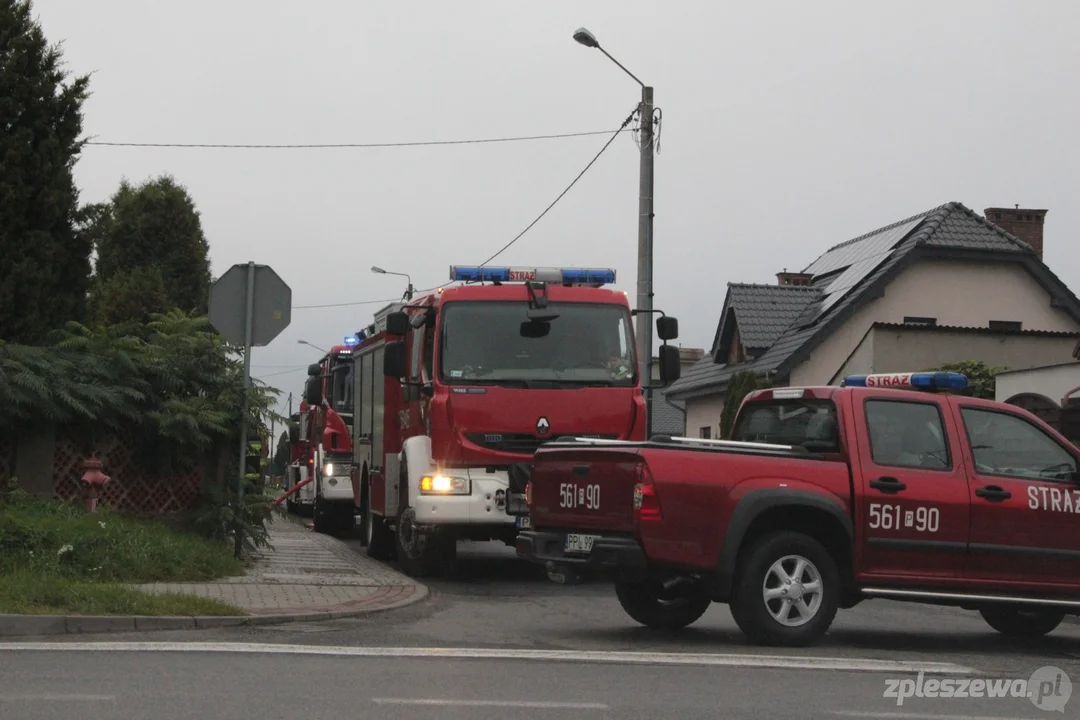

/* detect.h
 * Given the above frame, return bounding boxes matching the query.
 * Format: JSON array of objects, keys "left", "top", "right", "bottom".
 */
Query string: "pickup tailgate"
[{"left": 528, "top": 446, "right": 642, "bottom": 532}]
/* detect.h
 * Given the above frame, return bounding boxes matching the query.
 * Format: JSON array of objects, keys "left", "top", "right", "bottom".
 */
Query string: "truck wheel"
[
  {"left": 614, "top": 579, "right": 712, "bottom": 631},
  {"left": 312, "top": 496, "right": 332, "bottom": 534},
  {"left": 364, "top": 510, "right": 395, "bottom": 560},
  {"left": 395, "top": 506, "right": 444, "bottom": 577},
  {"left": 979, "top": 607, "right": 1065, "bottom": 637},
  {"left": 729, "top": 531, "right": 839, "bottom": 647}
]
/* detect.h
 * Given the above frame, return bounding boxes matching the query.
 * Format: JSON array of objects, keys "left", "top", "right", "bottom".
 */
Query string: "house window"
[
  {"left": 903, "top": 316, "right": 937, "bottom": 326},
  {"left": 699, "top": 426, "right": 712, "bottom": 439},
  {"left": 989, "top": 320, "right": 1022, "bottom": 332}
]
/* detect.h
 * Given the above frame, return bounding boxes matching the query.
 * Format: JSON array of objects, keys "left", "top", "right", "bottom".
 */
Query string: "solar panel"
[
  {"left": 805, "top": 215, "right": 926, "bottom": 323},
  {"left": 803, "top": 216, "right": 926, "bottom": 277}
]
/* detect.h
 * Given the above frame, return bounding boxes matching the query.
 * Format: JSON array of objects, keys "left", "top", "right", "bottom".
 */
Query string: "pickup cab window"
[
  {"left": 960, "top": 407, "right": 1076, "bottom": 482},
  {"left": 865, "top": 399, "right": 950, "bottom": 471},
  {"left": 731, "top": 399, "right": 838, "bottom": 451}
]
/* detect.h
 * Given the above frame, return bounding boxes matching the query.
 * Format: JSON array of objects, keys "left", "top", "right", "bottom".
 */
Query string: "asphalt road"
[
  {"left": 14, "top": 538, "right": 1080, "bottom": 685},
  {"left": 0, "top": 648, "right": 1069, "bottom": 720}
]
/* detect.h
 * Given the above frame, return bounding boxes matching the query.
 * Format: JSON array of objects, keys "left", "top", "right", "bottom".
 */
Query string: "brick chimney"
[
  {"left": 985, "top": 206, "right": 1048, "bottom": 259},
  {"left": 776, "top": 269, "right": 813, "bottom": 287}
]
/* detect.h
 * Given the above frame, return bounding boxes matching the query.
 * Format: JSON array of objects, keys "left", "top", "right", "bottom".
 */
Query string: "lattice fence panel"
[
  {"left": 53, "top": 429, "right": 204, "bottom": 513},
  {"left": 0, "top": 439, "right": 12, "bottom": 486}
]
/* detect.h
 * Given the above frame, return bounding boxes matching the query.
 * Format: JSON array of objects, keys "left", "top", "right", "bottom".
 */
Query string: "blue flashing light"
[
  {"left": 343, "top": 335, "right": 359, "bottom": 346},
  {"left": 842, "top": 371, "right": 968, "bottom": 391},
  {"left": 449, "top": 265, "right": 616, "bottom": 286}
]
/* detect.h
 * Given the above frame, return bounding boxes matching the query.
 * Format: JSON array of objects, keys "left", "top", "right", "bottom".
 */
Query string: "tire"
[
  {"left": 728, "top": 531, "right": 840, "bottom": 647},
  {"left": 394, "top": 457, "right": 449, "bottom": 578},
  {"left": 614, "top": 579, "right": 712, "bottom": 631},
  {"left": 979, "top": 607, "right": 1065, "bottom": 637},
  {"left": 312, "top": 495, "right": 331, "bottom": 535}
]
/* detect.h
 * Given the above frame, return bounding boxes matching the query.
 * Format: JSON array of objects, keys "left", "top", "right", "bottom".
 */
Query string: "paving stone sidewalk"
[{"left": 137, "top": 516, "right": 426, "bottom": 615}]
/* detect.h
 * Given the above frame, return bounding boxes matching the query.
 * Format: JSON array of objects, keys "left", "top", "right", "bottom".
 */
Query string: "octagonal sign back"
[{"left": 209, "top": 263, "right": 292, "bottom": 347}]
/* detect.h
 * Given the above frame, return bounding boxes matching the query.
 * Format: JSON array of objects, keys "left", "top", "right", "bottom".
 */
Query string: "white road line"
[
  {"left": 831, "top": 712, "right": 1043, "bottom": 720},
  {"left": 0, "top": 694, "right": 114, "bottom": 702},
  {"left": 0, "top": 642, "right": 978, "bottom": 675},
  {"left": 372, "top": 698, "right": 607, "bottom": 709}
]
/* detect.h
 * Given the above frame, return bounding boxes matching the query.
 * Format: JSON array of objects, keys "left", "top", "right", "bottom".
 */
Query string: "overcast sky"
[{"left": 35, "top": 0, "right": 1080, "bottom": 414}]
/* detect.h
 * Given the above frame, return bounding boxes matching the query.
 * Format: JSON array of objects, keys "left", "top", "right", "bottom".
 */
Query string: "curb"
[{"left": 0, "top": 584, "right": 429, "bottom": 638}]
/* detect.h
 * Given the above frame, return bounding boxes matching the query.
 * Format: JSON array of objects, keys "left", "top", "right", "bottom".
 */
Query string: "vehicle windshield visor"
[{"left": 439, "top": 301, "right": 636, "bottom": 387}]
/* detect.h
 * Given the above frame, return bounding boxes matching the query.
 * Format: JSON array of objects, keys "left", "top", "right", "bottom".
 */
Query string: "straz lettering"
[
  {"left": 559, "top": 483, "right": 600, "bottom": 510},
  {"left": 865, "top": 373, "right": 912, "bottom": 387},
  {"left": 1028, "top": 486, "right": 1080, "bottom": 513},
  {"left": 509, "top": 269, "right": 536, "bottom": 281}
]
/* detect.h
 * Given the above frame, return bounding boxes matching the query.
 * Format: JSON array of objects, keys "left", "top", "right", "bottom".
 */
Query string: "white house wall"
[
  {"left": 789, "top": 259, "right": 1080, "bottom": 386},
  {"left": 996, "top": 363, "right": 1080, "bottom": 406}
]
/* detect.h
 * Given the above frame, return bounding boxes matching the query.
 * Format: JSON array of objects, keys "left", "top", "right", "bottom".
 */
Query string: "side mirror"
[
  {"left": 288, "top": 423, "right": 299, "bottom": 445},
  {"left": 386, "top": 311, "right": 409, "bottom": 337},
  {"left": 303, "top": 375, "right": 323, "bottom": 405},
  {"left": 656, "top": 316, "right": 679, "bottom": 342},
  {"left": 658, "top": 344, "right": 681, "bottom": 386},
  {"left": 307, "top": 363, "right": 322, "bottom": 376},
  {"left": 383, "top": 340, "right": 407, "bottom": 378},
  {"left": 520, "top": 320, "right": 551, "bottom": 338}
]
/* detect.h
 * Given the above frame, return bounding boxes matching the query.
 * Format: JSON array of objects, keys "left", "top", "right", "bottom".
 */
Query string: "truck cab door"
[
  {"left": 854, "top": 394, "right": 971, "bottom": 580},
  {"left": 953, "top": 402, "right": 1080, "bottom": 590}
]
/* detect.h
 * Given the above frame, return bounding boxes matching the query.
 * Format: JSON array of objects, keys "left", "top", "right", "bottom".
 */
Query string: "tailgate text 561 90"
[{"left": 559, "top": 483, "right": 601, "bottom": 510}]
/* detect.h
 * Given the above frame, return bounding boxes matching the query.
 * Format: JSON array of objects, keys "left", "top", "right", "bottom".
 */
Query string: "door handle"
[
  {"left": 975, "top": 485, "right": 1012, "bottom": 502},
  {"left": 869, "top": 476, "right": 907, "bottom": 494}
]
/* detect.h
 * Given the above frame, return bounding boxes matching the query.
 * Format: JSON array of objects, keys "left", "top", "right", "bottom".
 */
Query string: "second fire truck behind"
[{"left": 302, "top": 265, "right": 681, "bottom": 577}]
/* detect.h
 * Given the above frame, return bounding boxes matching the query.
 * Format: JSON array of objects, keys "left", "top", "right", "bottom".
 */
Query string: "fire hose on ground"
[{"left": 269, "top": 475, "right": 313, "bottom": 509}]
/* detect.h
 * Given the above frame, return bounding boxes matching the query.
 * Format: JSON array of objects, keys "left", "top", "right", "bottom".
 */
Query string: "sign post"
[{"left": 209, "top": 262, "right": 292, "bottom": 558}]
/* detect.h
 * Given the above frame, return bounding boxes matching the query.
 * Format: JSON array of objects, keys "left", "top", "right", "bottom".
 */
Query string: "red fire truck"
[
  {"left": 301, "top": 265, "right": 682, "bottom": 577},
  {"left": 285, "top": 344, "right": 359, "bottom": 534}
]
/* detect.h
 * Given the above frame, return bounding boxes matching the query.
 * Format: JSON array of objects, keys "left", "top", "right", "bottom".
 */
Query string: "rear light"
[
  {"left": 525, "top": 481, "right": 531, "bottom": 505},
  {"left": 632, "top": 462, "right": 662, "bottom": 522}
]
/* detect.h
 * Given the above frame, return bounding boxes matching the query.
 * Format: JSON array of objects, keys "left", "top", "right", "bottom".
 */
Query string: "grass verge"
[
  {"left": 0, "top": 490, "right": 248, "bottom": 616},
  {"left": 0, "top": 571, "right": 244, "bottom": 616}
]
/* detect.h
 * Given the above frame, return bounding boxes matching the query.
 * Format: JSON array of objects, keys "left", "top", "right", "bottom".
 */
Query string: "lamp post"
[
  {"left": 297, "top": 339, "right": 328, "bottom": 354},
  {"left": 371, "top": 266, "right": 414, "bottom": 300},
  {"left": 573, "top": 26, "right": 656, "bottom": 436}
]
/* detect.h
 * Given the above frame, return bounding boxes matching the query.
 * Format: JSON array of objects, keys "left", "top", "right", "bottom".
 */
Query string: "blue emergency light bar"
[
  {"left": 343, "top": 335, "right": 359, "bottom": 346},
  {"left": 449, "top": 266, "right": 616, "bottom": 287},
  {"left": 842, "top": 371, "right": 968, "bottom": 391}
]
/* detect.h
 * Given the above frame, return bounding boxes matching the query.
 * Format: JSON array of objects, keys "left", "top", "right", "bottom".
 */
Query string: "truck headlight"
[
  {"left": 420, "top": 474, "right": 470, "bottom": 495},
  {"left": 324, "top": 463, "right": 334, "bottom": 477}
]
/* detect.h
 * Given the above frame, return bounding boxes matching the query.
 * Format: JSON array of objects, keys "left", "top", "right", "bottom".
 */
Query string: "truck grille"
[{"left": 464, "top": 432, "right": 617, "bottom": 455}]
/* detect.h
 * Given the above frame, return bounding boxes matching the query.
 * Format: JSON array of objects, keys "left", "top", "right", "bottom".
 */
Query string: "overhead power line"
[
  {"left": 84, "top": 128, "right": 629, "bottom": 150},
  {"left": 293, "top": 108, "right": 638, "bottom": 311}
]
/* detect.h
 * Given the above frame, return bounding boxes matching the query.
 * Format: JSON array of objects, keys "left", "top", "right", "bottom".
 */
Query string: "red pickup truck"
[{"left": 516, "top": 371, "right": 1080, "bottom": 647}]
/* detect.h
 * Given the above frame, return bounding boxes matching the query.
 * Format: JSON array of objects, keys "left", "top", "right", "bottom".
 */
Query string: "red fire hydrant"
[{"left": 80, "top": 456, "right": 111, "bottom": 512}]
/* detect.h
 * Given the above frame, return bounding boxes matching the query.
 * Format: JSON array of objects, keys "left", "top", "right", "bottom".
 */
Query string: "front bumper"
[
  {"left": 319, "top": 474, "right": 355, "bottom": 502},
  {"left": 515, "top": 530, "right": 648, "bottom": 581},
  {"left": 413, "top": 467, "right": 526, "bottom": 526}
]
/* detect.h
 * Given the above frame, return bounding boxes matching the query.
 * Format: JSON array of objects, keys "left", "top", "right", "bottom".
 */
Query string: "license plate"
[
  {"left": 516, "top": 515, "right": 531, "bottom": 529},
  {"left": 564, "top": 533, "right": 600, "bottom": 554}
]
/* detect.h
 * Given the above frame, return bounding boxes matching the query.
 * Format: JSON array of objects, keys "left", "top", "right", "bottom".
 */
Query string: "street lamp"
[
  {"left": 297, "top": 339, "right": 328, "bottom": 354},
  {"left": 371, "top": 266, "right": 414, "bottom": 300},
  {"left": 573, "top": 26, "right": 656, "bottom": 436}
]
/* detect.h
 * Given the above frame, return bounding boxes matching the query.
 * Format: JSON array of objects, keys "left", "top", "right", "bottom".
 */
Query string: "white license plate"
[
  {"left": 516, "top": 515, "right": 531, "bottom": 529},
  {"left": 564, "top": 533, "right": 600, "bottom": 554}
]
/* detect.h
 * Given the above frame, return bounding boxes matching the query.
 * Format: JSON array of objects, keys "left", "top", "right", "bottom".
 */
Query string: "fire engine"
[
  {"left": 284, "top": 343, "right": 358, "bottom": 534},
  {"left": 302, "top": 265, "right": 682, "bottom": 577}
]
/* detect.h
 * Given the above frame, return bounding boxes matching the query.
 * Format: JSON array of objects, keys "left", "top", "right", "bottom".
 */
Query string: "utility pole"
[
  {"left": 573, "top": 27, "right": 656, "bottom": 436},
  {"left": 637, "top": 85, "right": 655, "bottom": 438}
]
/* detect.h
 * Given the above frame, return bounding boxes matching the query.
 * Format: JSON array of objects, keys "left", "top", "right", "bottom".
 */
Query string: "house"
[
  {"left": 667, "top": 202, "right": 1080, "bottom": 438},
  {"left": 650, "top": 347, "right": 705, "bottom": 436},
  {"left": 995, "top": 341, "right": 1080, "bottom": 444}
]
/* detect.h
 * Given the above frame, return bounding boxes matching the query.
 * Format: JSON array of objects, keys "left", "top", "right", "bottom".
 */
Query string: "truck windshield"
[
  {"left": 329, "top": 357, "right": 354, "bottom": 416},
  {"left": 731, "top": 399, "right": 839, "bottom": 451},
  {"left": 439, "top": 301, "right": 635, "bottom": 387}
]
